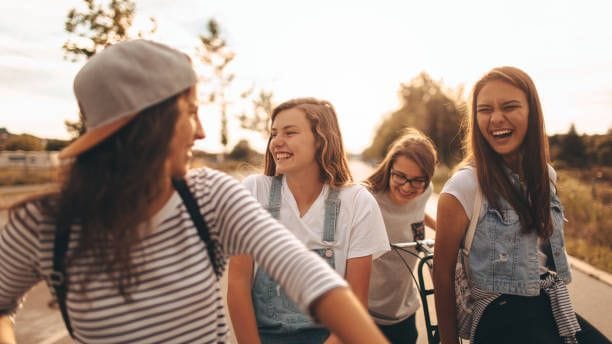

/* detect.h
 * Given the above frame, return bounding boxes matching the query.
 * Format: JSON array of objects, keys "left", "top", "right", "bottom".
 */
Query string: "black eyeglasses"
[{"left": 390, "top": 170, "right": 428, "bottom": 189}]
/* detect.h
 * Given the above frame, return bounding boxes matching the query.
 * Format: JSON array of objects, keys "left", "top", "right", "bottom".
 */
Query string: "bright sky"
[{"left": 1, "top": 0, "right": 611, "bottom": 154}]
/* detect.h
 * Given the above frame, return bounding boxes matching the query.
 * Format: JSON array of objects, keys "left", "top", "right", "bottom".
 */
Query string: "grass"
[
  {"left": 0, "top": 167, "right": 58, "bottom": 186},
  {"left": 556, "top": 168, "right": 612, "bottom": 273}
]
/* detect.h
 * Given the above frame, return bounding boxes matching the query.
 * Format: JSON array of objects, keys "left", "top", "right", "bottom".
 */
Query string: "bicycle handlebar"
[{"left": 391, "top": 239, "right": 435, "bottom": 248}]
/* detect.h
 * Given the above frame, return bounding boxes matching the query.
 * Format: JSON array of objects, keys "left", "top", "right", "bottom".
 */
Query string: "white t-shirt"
[
  {"left": 242, "top": 175, "right": 390, "bottom": 277},
  {"left": 442, "top": 166, "right": 558, "bottom": 220},
  {"left": 368, "top": 184, "right": 433, "bottom": 325}
]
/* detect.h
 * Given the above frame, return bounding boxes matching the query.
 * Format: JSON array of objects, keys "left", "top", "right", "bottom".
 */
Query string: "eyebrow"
[
  {"left": 477, "top": 99, "right": 522, "bottom": 108},
  {"left": 392, "top": 170, "right": 426, "bottom": 179},
  {"left": 271, "top": 124, "right": 300, "bottom": 131}
]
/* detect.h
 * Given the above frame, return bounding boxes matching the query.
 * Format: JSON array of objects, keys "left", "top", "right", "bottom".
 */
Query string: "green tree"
[
  {"left": 238, "top": 89, "right": 275, "bottom": 138},
  {"left": 558, "top": 124, "right": 588, "bottom": 167},
  {"left": 45, "top": 139, "right": 71, "bottom": 151},
  {"left": 197, "top": 19, "right": 249, "bottom": 153},
  {"left": 62, "top": 0, "right": 155, "bottom": 138},
  {"left": 4, "top": 134, "right": 44, "bottom": 151},
  {"left": 594, "top": 130, "right": 612, "bottom": 166},
  {"left": 363, "top": 72, "right": 466, "bottom": 166}
]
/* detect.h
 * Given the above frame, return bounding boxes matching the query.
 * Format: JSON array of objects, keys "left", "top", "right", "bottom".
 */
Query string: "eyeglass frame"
[{"left": 389, "top": 169, "right": 429, "bottom": 189}]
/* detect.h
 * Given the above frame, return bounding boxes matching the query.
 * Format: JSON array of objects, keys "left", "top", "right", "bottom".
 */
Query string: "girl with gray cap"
[{"left": 0, "top": 40, "right": 388, "bottom": 344}]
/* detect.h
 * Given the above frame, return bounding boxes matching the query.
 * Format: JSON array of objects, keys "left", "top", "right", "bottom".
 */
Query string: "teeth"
[
  {"left": 275, "top": 153, "right": 292, "bottom": 160},
  {"left": 492, "top": 129, "right": 513, "bottom": 137}
]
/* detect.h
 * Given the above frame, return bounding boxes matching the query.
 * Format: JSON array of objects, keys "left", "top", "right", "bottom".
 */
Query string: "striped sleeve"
[
  {"left": 0, "top": 201, "right": 44, "bottom": 317},
  {"left": 190, "top": 168, "right": 348, "bottom": 312}
]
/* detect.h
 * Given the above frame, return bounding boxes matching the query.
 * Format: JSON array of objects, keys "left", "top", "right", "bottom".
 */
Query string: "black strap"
[
  {"left": 51, "top": 222, "right": 73, "bottom": 337},
  {"left": 51, "top": 178, "right": 219, "bottom": 338},
  {"left": 172, "top": 178, "right": 221, "bottom": 278}
]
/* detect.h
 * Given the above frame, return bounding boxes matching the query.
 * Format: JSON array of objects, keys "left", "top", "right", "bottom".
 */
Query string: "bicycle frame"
[{"left": 392, "top": 240, "right": 439, "bottom": 344}]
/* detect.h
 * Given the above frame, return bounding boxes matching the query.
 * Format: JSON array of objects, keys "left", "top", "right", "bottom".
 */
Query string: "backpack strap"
[
  {"left": 172, "top": 178, "right": 221, "bottom": 279},
  {"left": 51, "top": 178, "right": 220, "bottom": 338},
  {"left": 462, "top": 185, "right": 483, "bottom": 255},
  {"left": 51, "top": 222, "right": 73, "bottom": 337}
]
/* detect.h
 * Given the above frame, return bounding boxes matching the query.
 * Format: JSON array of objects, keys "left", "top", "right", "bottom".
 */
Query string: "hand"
[{"left": 324, "top": 334, "right": 343, "bottom": 344}]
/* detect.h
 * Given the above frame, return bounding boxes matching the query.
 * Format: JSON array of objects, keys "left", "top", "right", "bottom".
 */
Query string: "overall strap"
[
  {"left": 51, "top": 223, "right": 73, "bottom": 337},
  {"left": 319, "top": 187, "right": 341, "bottom": 265},
  {"left": 172, "top": 178, "right": 221, "bottom": 279},
  {"left": 323, "top": 188, "right": 341, "bottom": 243},
  {"left": 267, "top": 176, "right": 283, "bottom": 219}
]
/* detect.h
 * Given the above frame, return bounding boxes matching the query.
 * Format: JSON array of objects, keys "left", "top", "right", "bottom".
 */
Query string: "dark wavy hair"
[
  {"left": 263, "top": 98, "right": 353, "bottom": 187},
  {"left": 51, "top": 89, "right": 186, "bottom": 297},
  {"left": 464, "top": 66, "right": 552, "bottom": 238}
]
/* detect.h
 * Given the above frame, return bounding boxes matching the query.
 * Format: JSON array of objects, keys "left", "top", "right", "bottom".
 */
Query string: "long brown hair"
[
  {"left": 365, "top": 128, "right": 438, "bottom": 193},
  {"left": 50, "top": 89, "right": 186, "bottom": 297},
  {"left": 464, "top": 66, "right": 552, "bottom": 238},
  {"left": 263, "top": 98, "right": 352, "bottom": 187}
]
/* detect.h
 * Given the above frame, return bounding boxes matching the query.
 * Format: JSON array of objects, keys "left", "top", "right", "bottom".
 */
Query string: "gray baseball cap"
[{"left": 59, "top": 39, "right": 197, "bottom": 159}]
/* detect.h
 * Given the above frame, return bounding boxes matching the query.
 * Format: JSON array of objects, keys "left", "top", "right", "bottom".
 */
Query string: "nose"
[
  {"left": 490, "top": 108, "right": 505, "bottom": 126},
  {"left": 400, "top": 181, "right": 416, "bottom": 191},
  {"left": 269, "top": 134, "right": 284, "bottom": 150},
  {"left": 195, "top": 116, "right": 205, "bottom": 140}
]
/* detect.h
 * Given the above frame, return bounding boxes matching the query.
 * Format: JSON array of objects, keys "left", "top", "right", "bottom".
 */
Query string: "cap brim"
[{"left": 58, "top": 115, "right": 136, "bottom": 159}]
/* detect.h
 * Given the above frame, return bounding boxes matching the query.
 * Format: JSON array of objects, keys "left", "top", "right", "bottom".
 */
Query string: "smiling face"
[
  {"left": 268, "top": 107, "right": 319, "bottom": 177},
  {"left": 166, "top": 86, "right": 205, "bottom": 178},
  {"left": 476, "top": 79, "right": 529, "bottom": 168},
  {"left": 388, "top": 155, "right": 428, "bottom": 205}
]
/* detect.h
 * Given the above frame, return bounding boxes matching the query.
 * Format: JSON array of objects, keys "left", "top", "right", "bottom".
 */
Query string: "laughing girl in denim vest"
[
  {"left": 227, "top": 98, "right": 390, "bottom": 344},
  {"left": 433, "top": 66, "right": 580, "bottom": 344}
]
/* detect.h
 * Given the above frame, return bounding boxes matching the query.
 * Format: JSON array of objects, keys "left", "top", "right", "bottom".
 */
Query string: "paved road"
[{"left": 2, "top": 162, "right": 610, "bottom": 343}]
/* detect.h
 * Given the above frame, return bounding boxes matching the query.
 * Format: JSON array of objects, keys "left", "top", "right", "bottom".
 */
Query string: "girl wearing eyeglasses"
[{"left": 363, "top": 128, "right": 438, "bottom": 344}]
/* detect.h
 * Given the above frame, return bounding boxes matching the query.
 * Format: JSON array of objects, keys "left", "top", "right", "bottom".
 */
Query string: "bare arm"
[
  {"left": 0, "top": 315, "right": 15, "bottom": 344},
  {"left": 344, "top": 255, "right": 372, "bottom": 306},
  {"left": 433, "top": 193, "right": 468, "bottom": 344},
  {"left": 424, "top": 213, "right": 436, "bottom": 231},
  {"left": 324, "top": 255, "right": 373, "bottom": 344},
  {"left": 312, "top": 287, "right": 388, "bottom": 344},
  {"left": 227, "top": 255, "right": 261, "bottom": 344}
]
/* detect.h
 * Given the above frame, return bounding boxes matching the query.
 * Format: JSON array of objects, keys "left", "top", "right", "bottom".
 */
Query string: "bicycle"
[{"left": 391, "top": 239, "right": 439, "bottom": 344}]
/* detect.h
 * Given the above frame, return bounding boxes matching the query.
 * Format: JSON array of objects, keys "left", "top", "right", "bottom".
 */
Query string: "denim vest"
[
  {"left": 252, "top": 176, "right": 340, "bottom": 343},
  {"left": 469, "top": 170, "right": 571, "bottom": 296}
]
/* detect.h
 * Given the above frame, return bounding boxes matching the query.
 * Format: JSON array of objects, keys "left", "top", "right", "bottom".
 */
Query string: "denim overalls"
[
  {"left": 253, "top": 176, "right": 340, "bottom": 344},
  {"left": 469, "top": 170, "right": 571, "bottom": 296}
]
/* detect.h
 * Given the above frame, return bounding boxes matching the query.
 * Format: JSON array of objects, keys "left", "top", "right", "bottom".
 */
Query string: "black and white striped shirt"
[{"left": 0, "top": 168, "right": 347, "bottom": 343}]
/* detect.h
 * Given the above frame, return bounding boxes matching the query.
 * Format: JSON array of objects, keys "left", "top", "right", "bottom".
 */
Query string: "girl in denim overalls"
[
  {"left": 227, "top": 98, "right": 390, "bottom": 344},
  {"left": 433, "top": 66, "right": 580, "bottom": 344},
  {"left": 364, "top": 129, "right": 438, "bottom": 344}
]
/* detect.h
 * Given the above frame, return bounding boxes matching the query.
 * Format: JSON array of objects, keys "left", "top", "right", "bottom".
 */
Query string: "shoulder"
[
  {"left": 242, "top": 174, "right": 272, "bottom": 190},
  {"left": 339, "top": 183, "right": 377, "bottom": 206},
  {"left": 442, "top": 167, "right": 478, "bottom": 196},
  {"left": 6, "top": 194, "right": 55, "bottom": 239},
  {"left": 547, "top": 164, "right": 557, "bottom": 183}
]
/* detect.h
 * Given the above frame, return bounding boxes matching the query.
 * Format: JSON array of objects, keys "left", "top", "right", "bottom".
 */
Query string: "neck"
[
  {"left": 147, "top": 176, "right": 174, "bottom": 218},
  {"left": 285, "top": 168, "right": 324, "bottom": 217},
  {"left": 503, "top": 151, "right": 521, "bottom": 173}
]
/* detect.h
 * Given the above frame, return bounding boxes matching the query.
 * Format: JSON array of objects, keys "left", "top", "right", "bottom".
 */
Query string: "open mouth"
[
  {"left": 397, "top": 187, "right": 417, "bottom": 198},
  {"left": 275, "top": 152, "right": 293, "bottom": 161},
  {"left": 491, "top": 129, "right": 513, "bottom": 139}
]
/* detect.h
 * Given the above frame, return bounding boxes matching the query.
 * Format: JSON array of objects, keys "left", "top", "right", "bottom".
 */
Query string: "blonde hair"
[{"left": 263, "top": 98, "right": 352, "bottom": 187}]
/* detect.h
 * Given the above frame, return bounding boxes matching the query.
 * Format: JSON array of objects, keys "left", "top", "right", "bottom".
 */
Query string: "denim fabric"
[
  {"left": 253, "top": 176, "right": 339, "bottom": 342},
  {"left": 469, "top": 171, "right": 571, "bottom": 296}
]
